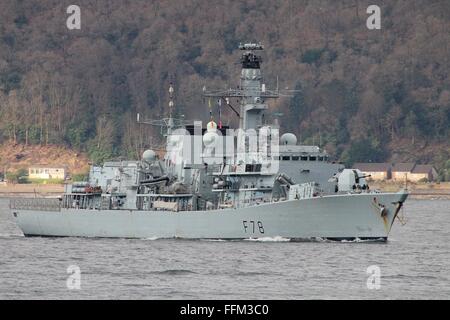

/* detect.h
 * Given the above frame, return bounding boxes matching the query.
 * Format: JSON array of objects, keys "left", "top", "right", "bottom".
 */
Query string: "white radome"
[
  {"left": 206, "top": 120, "right": 218, "bottom": 131},
  {"left": 142, "top": 149, "right": 156, "bottom": 162},
  {"left": 280, "top": 133, "right": 297, "bottom": 145},
  {"left": 203, "top": 131, "right": 218, "bottom": 146}
]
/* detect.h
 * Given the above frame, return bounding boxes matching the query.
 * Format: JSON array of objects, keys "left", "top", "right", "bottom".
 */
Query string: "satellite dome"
[
  {"left": 142, "top": 149, "right": 156, "bottom": 162},
  {"left": 206, "top": 120, "right": 217, "bottom": 132},
  {"left": 203, "top": 131, "right": 218, "bottom": 146},
  {"left": 280, "top": 133, "right": 297, "bottom": 146}
]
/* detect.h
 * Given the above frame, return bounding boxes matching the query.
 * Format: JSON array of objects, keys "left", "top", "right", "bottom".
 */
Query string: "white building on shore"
[{"left": 28, "top": 165, "right": 68, "bottom": 180}]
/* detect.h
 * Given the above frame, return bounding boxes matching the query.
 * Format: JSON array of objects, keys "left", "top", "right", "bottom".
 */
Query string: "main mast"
[{"left": 203, "top": 43, "right": 280, "bottom": 131}]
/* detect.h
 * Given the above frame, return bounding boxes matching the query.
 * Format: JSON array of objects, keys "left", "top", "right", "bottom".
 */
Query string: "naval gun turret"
[{"left": 336, "top": 169, "right": 370, "bottom": 193}]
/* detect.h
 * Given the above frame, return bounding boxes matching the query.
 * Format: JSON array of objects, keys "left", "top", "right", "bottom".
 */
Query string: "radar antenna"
[
  {"left": 137, "top": 82, "right": 192, "bottom": 136},
  {"left": 202, "top": 42, "right": 297, "bottom": 130}
]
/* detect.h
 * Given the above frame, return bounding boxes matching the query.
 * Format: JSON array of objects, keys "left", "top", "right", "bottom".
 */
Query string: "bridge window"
[
  {"left": 292, "top": 156, "right": 299, "bottom": 161},
  {"left": 300, "top": 156, "right": 308, "bottom": 161},
  {"left": 245, "top": 164, "right": 262, "bottom": 172},
  {"left": 282, "top": 156, "right": 290, "bottom": 161},
  {"left": 309, "top": 156, "right": 317, "bottom": 161},
  {"left": 318, "top": 156, "right": 324, "bottom": 161}
]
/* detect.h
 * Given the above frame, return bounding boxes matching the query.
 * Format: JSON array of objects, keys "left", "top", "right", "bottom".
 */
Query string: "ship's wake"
[
  {"left": 338, "top": 237, "right": 386, "bottom": 243},
  {"left": 141, "top": 236, "right": 160, "bottom": 241},
  {"left": 137, "top": 236, "right": 387, "bottom": 243},
  {"left": 244, "top": 236, "right": 291, "bottom": 242}
]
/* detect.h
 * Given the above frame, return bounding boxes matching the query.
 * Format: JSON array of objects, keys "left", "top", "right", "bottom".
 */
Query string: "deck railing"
[{"left": 10, "top": 198, "right": 61, "bottom": 212}]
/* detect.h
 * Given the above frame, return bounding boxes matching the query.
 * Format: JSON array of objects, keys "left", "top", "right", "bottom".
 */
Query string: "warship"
[{"left": 10, "top": 43, "right": 408, "bottom": 241}]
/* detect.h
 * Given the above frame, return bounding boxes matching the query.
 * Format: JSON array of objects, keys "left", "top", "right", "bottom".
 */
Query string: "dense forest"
[{"left": 0, "top": 0, "right": 449, "bottom": 178}]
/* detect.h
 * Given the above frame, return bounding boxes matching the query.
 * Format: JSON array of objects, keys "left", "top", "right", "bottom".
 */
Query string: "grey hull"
[{"left": 11, "top": 191, "right": 407, "bottom": 240}]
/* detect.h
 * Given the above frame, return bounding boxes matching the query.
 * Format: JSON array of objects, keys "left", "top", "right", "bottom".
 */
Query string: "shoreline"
[{"left": 370, "top": 181, "right": 450, "bottom": 200}]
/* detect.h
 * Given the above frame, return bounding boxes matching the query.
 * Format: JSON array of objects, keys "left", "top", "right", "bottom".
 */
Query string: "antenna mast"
[{"left": 137, "top": 82, "right": 190, "bottom": 137}]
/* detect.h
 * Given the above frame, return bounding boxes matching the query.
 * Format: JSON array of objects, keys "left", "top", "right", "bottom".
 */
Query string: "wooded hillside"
[{"left": 0, "top": 0, "right": 449, "bottom": 178}]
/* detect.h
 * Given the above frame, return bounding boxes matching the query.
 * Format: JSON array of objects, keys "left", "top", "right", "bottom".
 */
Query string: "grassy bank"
[{"left": 0, "top": 183, "right": 64, "bottom": 197}]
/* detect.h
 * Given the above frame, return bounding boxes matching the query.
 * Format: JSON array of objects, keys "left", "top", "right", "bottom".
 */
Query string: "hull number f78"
[{"left": 243, "top": 220, "right": 264, "bottom": 234}]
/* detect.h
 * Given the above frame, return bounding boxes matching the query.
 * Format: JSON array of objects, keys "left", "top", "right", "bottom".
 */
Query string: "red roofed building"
[
  {"left": 353, "top": 163, "right": 392, "bottom": 181},
  {"left": 409, "top": 165, "right": 438, "bottom": 182},
  {"left": 391, "top": 163, "right": 416, "bottom": 181}
]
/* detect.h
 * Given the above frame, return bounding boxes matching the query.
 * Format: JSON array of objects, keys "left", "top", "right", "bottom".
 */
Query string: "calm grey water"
[{"left": 0, "top": 198, "right": 449, "bottom": 300}]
